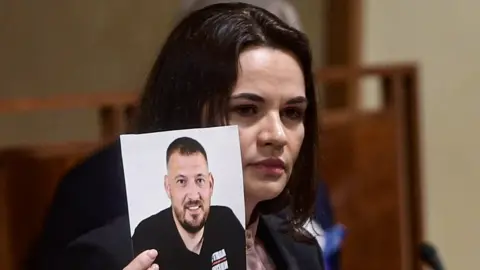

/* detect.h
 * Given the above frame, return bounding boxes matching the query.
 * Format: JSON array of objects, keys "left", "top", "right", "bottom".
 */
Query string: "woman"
[
  {"left": 129, "top": 3, "right": 322, "bottom": 269},
  {"left": 30, "top": 3, "right": 323, "bottom": 269}
]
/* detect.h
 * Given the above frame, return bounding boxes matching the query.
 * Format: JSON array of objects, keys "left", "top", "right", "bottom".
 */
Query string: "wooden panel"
[
  {"left": 319, "top": 117, "right": 355, "bottom": 208},
  {"left": 0, "top": 163, "right": 13, "bottom": 270},
  {"left": 318, "top": 66, "right": 422, "bottom": 270},
  {"left": 0, "top": 143, "right": 99, "bottom": 269},
  {"left": 322, "top": 112, "right": 402, "bottom": 270},
  {"left": 360, "top": 112, "right": 404, "bottom": 269}
]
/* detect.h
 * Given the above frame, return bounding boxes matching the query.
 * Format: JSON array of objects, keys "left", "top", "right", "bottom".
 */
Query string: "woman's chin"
[{"left": 244, "top": 180, "right": 286, "bottom": 202}]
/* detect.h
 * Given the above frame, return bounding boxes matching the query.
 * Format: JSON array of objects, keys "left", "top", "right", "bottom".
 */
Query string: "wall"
[
  {"left": 0, "top": 1, "right": 181, "bottom": 146},
  {"left": 0, "top": 0, "right": 323, "bottom": 147},
  {"left": 363, "top": 0, "right": 480, "bottom": 268}
]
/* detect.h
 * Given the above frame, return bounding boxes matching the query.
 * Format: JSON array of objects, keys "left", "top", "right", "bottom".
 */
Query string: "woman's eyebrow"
[
  {"left": 230, "top": 93, "right": 264, "bottom": 103},
  {"left": 286, "top": 96, "right": 308, "bottom": 105}
]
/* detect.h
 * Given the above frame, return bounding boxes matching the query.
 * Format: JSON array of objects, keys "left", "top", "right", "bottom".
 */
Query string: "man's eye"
[
  {"left": 196, "top": 178, "right": 205, "bottom": 183},
  {"left": 177, "top": 179, "right": 185, "bottom": 184}
]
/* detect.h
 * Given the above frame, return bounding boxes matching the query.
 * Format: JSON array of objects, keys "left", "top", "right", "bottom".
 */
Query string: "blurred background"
[{"left": 0, "top": 0, "right": 478, "bottom": 269}]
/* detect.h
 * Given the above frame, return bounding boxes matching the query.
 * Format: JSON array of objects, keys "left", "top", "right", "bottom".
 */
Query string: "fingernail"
[
  {"left": 147, "top": 249, "right": 157, "bottom": 259},
  {"left": 152, "top": 264, "right": 159, "bottom": 270}
]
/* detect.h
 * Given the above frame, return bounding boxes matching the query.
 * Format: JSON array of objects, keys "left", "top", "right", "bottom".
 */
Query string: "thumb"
[{"left": 123, "top": 249, "right": 158, "bottom": 270}]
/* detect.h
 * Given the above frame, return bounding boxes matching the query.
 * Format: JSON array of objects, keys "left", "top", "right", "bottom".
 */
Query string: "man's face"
[{"left": 165, "top": 151, "right": 213, "bottom": 233}]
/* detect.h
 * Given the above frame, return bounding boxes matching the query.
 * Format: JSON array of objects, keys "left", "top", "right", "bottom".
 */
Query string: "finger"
[
  {"left": 148, "top": 264, "right": 159, "bottom": 270},
  {"left": 123, "top": 249, "right": 158, "bottom": 270}
]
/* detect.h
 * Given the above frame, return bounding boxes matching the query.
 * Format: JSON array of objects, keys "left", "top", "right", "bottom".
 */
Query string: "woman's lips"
[{"left": 250, "top": 158, "right": 286, "bottom": 176}]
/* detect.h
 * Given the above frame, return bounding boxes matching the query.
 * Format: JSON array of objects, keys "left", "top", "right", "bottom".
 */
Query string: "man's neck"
[{"left": 172, "top": 213, "right": 205, "bottom": 254}]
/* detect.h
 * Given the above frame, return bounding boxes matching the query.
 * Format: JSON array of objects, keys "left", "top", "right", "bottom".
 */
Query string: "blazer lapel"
[
  {"left": 260, "top": 214, "right": 325, "bottom": 270},
  {"left": 259, "top": 214, "right": 300, "bottom": 270}
]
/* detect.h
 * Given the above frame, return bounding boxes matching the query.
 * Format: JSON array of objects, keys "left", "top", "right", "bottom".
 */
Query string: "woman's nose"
[{"left": 258, "top": 113, "right": 287, "bottom": 148}]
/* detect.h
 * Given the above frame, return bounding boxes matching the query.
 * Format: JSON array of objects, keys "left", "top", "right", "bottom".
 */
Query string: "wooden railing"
[
  {"left": 0, "top": 63, "right": 418, "bottom": 142},
  {"left": 0, "top": 63, "right": 422, "bottom": 270},
  {"left": 0, "top": 92, "right": 138, "bottom": 143},
  {"left": 316, "top": 63, "right": 422, "bottom": 270}
]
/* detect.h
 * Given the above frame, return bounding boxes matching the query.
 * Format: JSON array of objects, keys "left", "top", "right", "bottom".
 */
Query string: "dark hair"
[
  {"left": 166, "top": 136, "right": 208, "bottom": 165},
  {"left": 134, "top": 3, "right": 320, "bottom": 238}
]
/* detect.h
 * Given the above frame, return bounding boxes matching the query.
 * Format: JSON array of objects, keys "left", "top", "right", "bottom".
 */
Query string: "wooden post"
[
  {"left": 403, "top": 68, "right": 424, "bottom": 270},
  {"left": 99, "top": 106, "right": 124, "bottom": 143},
  {"left": 322, "top": 0, "right": 363, "bottom": 111}
]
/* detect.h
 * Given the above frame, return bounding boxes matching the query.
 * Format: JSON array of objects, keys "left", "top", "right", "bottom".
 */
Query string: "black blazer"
[{"left": 28, "top": 140, "right": 324, "bottom": 270}]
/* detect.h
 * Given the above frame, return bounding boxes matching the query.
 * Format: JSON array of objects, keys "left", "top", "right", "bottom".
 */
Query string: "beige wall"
[
  {"left": 0, "top": 0, "right": 322, "bottom": 147},
  {"left": 0, "top": 1, "right": 182, "bottom": 146},
  {"left": 363, "top": 0, "right": 480, "bottom": 268}
]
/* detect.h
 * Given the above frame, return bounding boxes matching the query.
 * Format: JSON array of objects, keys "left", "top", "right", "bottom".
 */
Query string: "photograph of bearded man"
[{"left": 131, "top": 136, "right": 245, "bottom": 270}]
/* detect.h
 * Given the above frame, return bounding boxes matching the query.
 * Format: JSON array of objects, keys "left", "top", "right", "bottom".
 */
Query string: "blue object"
[
  {"left": 323, "top": 224, "right": 346, "bottom": 270},
  {"left": 314, "top": 181, "right": 344, "bottom": 270}
]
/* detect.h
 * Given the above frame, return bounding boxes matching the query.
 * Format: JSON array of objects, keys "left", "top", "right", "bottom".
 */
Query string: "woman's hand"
[{"left": 123, "top": 249, "right": 159, "bottom": 270}]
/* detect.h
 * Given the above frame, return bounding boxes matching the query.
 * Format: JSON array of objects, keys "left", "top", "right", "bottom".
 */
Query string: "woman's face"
[{"left": 228, "top": 46, "right": 306, "bottom": 205}]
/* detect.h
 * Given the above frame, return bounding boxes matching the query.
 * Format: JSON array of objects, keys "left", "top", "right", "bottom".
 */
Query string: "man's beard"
[{"left": 174, "top": 200, "right": 209, "bottom": 233}]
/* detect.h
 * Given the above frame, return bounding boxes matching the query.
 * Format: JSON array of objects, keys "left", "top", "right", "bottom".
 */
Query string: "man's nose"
[{"left": 185, "top": 180, "right": 201, "bottom": 198}]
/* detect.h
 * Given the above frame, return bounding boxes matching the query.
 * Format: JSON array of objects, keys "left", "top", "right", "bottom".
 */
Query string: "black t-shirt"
[{"left": 132, "top": 205, "right": 246, "bottom": 270}]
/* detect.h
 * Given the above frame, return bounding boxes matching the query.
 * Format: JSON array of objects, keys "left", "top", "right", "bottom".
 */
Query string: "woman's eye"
[
  {"left": 282, "top": 107, "right": 305, "bottom": 120},
  {"left": 232, "top": 105, "right": 258, "bottom": 116}
]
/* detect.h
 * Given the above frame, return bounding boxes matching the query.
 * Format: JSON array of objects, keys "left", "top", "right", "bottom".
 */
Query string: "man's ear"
[
  {"left": 208, "top": 172, "right": 214, "bottom": 194},
  {"left": 164, "top": 175, "right": 171, "bottom": 199}
]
